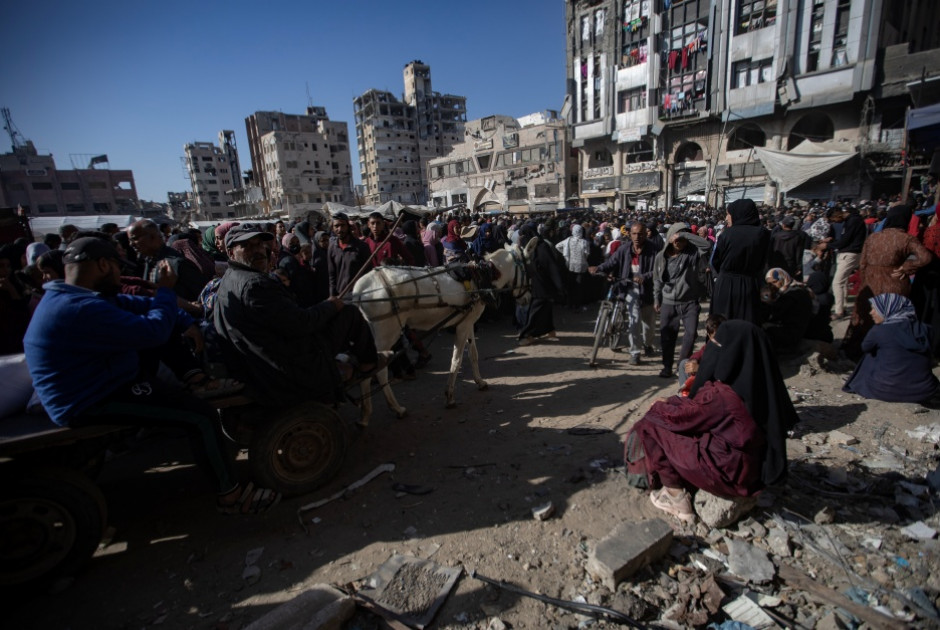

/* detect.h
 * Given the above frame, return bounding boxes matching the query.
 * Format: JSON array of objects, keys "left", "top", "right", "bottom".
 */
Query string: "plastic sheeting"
[
  {"left": 29, "top": 214, "right": 141, "bottom": 236},
  {"left": 753, "top": 140, "right": 856, "bottom": 192}
]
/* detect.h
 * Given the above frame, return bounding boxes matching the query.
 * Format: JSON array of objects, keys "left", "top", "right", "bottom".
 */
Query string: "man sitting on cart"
[
  {"left": 213, "top": 224, "right": 381, "bottom": 407},
  {"left": 23, "top": 236, "right": 280, "bottom": 514}
]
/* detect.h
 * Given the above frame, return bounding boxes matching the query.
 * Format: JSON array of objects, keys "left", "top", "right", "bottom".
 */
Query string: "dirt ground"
[{"left": 8, "top": 306, "right": 940, "bottom": 629}]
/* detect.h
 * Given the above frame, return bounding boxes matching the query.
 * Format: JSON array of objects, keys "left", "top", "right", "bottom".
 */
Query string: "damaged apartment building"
[
  {"left": 566, "top": 0, "right": 940, "bottom": 210},
  {"left": 354, "top": 60, "right": 467, "bottom": 206},
  {"left": 182, "top": 130, "right": 243, "bottom": 221},
  {"left": 245, "top": 107, "right": 354, "bottom": 219},
  {"left": 427, "top": 111, "right": 578, "bottom": 213}
]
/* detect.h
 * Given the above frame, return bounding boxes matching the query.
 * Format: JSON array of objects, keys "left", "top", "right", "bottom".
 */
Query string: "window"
[
  {"left": 60, "top": 182, "right": 80, "bottom": 190},
  {"left": 736, "top": 0, "right": 777, "bottom": 34},
  {"left": 807, "top": 0, "right": 825, "bottom": 71},
  {"left": 66, "top": 203, "right": 85, "bottom": 213},
  {"left": 832, "top": 0, "right": 850, "bottom": 66},
  {"left": 32, "top": 182, "right": 53, "bottom": 190},
  {"left": 7, "top": 182, "right": 25, "bottom": 191},
  {"left": 476, "top": 153, "right": 492, "bottom": 170},
  {"left": 93, "top": 202, "right": 111, "bottom": 213},
  {"left": 201, "top": 156, "right": 213, "bottom": 162},
  {"left": 507, "top": 186, "right": 528, "bottom": 201},
  {"left": 617, "top": 88, "right": 648, "bottom": 113},
  {"left": 732, "top": 59, "right": 773, "bottom": 88},
  {"left": 622, "top": 0, "right": 651, "bottom": 46},
  {"left": 37, "top": 204, "right": 58, "bottom": 214}
]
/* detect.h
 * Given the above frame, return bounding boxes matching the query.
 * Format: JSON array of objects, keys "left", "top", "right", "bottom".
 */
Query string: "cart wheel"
[
  {"left": 0, "top": 467, "right": 107, "bottom": 588},
  {"left": 248, "top": 402, "right": 348, "bottom": 497}
]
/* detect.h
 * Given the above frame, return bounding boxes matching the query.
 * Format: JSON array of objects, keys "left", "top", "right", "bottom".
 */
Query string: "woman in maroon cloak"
[{"left": 625, "top": 320, "right": 798, "bottom": 522}]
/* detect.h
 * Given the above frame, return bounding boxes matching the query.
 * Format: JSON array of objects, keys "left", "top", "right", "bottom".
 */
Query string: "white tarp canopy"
[
  {"left": 29, "top": 215, "right": 140, "bottom": 237},
  {"left": 753, "top": 140, "right": 857, "bottom": 192}
]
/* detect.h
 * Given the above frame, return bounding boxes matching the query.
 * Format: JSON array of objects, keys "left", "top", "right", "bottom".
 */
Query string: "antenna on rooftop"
[{"left": 306, "top": 82, "right": 313, "bottom": 108}]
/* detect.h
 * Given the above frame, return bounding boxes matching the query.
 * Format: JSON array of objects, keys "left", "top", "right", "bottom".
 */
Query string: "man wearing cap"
[
  {"left": 23, "top": 237, "right": 278, "bottom": 513},
  {"left": 328, "top": 212, "right": 371, "bottom": 296},
  {"left": 365, "top": 212, "right": 413, "bottom": 267},
  {"left": 769, "top": 215, "right": 811, "bottom": 280},
  {"left": 214, "top": 224, "right": 379, "bottom": 407}
]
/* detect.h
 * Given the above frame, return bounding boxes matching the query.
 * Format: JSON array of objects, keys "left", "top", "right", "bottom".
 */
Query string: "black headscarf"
[
  {"left": 518, "top": 222, "right": 538, "bottom": 248},
  {"left": 727, "top": 199, "right": 761, "bottom": 227},
  {"left": 294, "top": 221, "right": 312, "bottom": 245},
  {"left": 882, "top": 204, "right": 912, "bottom": 231},
  {"left": 690, "top": 320, "right": 797, "bottom": 487}
]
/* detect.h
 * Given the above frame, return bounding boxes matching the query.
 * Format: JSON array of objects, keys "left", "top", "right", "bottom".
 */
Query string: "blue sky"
[{"left": 2, "top": 1, "right": 566, "bottom": 202}]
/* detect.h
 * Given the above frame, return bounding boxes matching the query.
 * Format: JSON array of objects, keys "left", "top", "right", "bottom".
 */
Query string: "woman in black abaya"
[{"left": 710, "top": 199, "right": 770, "bottom": 324}]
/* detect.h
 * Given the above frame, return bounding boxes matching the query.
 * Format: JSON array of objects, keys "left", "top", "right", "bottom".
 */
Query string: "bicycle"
[{"left": 589, "top": 280, "right": 629, "bottom": 367}]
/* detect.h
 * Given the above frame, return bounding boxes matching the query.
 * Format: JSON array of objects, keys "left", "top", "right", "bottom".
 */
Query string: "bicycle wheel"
[
  {"left": 590, "top": 303, "right": 612, "bottom": 366},
  {"left": 608, "top": 303, "right": 625, "bottom": 351}
]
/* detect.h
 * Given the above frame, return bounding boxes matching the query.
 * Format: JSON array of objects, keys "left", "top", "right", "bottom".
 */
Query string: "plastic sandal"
[{"left": 217, "top": 482, "right": 282, "bottom": 515}]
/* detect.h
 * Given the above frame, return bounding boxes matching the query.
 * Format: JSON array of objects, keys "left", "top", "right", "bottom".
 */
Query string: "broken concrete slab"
[
  {"left": 726, "top": 539, "right": 776, "bottom": 584},
  {"left": 586, "top": 519, "right": 673, "bottom": 590},
  {"left": 900, "top": 521, "right": 938, "bottom": 540},
  {"left": 828, "top": 430, "right": 858, "bottom": 446},
  {"left": 243, "top": 584, "right": 354, "bottom": 630},
  {"left": 693, "top": 490, "right": 756, "bottom": 528}
]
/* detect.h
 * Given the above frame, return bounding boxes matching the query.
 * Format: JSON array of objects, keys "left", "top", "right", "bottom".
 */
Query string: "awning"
[
  {"left": 580, "top": 191, "right": 616, "bottom": 199},
  {"left": 29, "top": 214, "right": 140, "bottom": 236},
  {"left": 753, "top": 140, "right": 856, "bottom": 192},
  {"left": 723, "top": 184, "right": 767, "bottom": 204}
]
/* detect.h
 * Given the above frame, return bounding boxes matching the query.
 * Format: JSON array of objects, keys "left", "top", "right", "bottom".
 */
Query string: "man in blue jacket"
[{"left": 23, "top": 237, "right": 278, "bottom": 514}]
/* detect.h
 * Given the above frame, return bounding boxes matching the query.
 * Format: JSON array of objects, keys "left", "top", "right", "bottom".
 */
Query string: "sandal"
[
  {"left": 188, "top": 375, "right": 245, "bottom": 399},
  {"left": 650, "top": 487, "right": 695, "bottom": 523},
  {"left": 217, "top": 482, "right": 281, "bottom": 515}
]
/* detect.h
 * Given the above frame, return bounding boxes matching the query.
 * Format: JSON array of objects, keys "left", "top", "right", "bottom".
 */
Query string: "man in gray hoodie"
[{"left": 653, "top": 222, "right": 713, "bottom": 378}]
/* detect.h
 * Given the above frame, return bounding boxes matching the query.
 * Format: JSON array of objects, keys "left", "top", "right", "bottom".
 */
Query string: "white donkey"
[{"left": 350, "top": 241, "right": 534, "bottom": 425}]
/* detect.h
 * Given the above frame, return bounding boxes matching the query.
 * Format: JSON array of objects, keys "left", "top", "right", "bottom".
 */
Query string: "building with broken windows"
[
  {"left": 0, "top": 142, "right": 138, "bottom": 217},
  {"left": 183, "top": 131, "right": 243, "bottom": 221},
  {"left": 244, "top": 107, "right": 354, "bottom": 219},
  {"left": 565, "top": 0, "right": 940, "bottom": 210},
  {"left": 354, "top": 60, "right": 467, "bottom": 206},
  {"left": 427, "top": 111, "right": 578, "bottom": 213}
]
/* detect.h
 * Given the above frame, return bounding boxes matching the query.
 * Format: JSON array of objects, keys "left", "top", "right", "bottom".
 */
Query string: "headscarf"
[
  {"left": 313, "top": 230, "right": 328, "bottom": 250},
  {"left": 215, "top": 222, "right": 239, "bottom": 244},
  {"left": 422, "top": 222, "right": 442, "bottom": 246},
  {"left": 294, "top": 221, "right": 312, "bottom": 245},
  {"left": 727, "top": 199, "right": 761, "bottom": 227},
  {"left": 764, "top": 267, "right": 796, "bottom": 292},
  {"left": 882, "top": 204, "right": 912, "bottom": 231},
  {"left": 870, "top": 293, "right": 918, "bottom": 325},
  {"left": 690, "top": 320, "right": 798, "bottom": 487},
  {"left": 518, "top": 222, "right": 538, "bottom": 248},
  {"left": 442, "top": 219, "right": 466, "bottom": 249},
  {"left": 170, "top": 233, "right": 217, "bottom": 278},
  {"left": 572, "top": 224, "right": 584, "bottom": 239},
  {"left": 202, "top": 226, "right": 219, "bottom": 255},
  {"left": 26, "top": 242, "right": 50, "bottom": 266},
  {"left": 281, "top": 233, "right": 297, "bottom": 251}
]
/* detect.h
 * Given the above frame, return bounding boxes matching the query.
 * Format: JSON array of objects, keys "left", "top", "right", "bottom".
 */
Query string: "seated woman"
[
  {"left": 625, "top": 320, "right": 798, "bottom": 522},
  {"left": 843, "top": 293, "right": 940, "bottom": 404},
  {"left": 761, "top": 268, "right": 815, "bottom": 353}
]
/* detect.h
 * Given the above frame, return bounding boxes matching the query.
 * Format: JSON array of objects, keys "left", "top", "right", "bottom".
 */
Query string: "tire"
[
  {"left": 590, "top": 304, "right": 612, "bottom": 366},
  {"left": 248, "top": 402, "right": 348, "bottom": 497},
  {"left": 0, "top": 467, "right": 107, "bottom": 588},
  {"left": 608, "top": 304, "right": 625, "bottom": 352}
]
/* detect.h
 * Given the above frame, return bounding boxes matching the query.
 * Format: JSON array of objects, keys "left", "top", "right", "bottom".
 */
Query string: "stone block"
[
  {"left": 243, "top": 584, "right": 355, "bottom": 630},
  {"left": 694, "top": 490, "right": 756, "bottom": 528},
  {"left": 586, "top": 518, "right": 673, "bottom": 590}
]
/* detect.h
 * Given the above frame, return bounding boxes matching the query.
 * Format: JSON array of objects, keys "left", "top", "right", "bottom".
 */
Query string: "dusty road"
[{"left": 8, "top": 307, "right": 940, "bottom": 629}]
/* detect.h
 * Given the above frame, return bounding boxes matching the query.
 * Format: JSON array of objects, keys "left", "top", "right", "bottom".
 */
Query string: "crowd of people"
[{"left": 2, "top": 183, "right": 940, "bottom": 522}]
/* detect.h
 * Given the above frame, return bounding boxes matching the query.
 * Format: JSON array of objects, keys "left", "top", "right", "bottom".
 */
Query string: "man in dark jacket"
[
  {"left": 768, "top": 216, "right": 811, "bottom": 279},
  {"left": 328, "top": 212, "right": 372, "bottom": 296},
  {"left": 828, "top": 207, "right": 866, "bottom": 319},
  {"left": 590, "top": 222, "right": 657, "bottom": 365},
  {"left": 214, "top": 225, "right": 378, "bottom": 407},
  {"left": 128, "top": 219, "right": 210, "bottom": 301},
  {"left": 653, "top": 222, "right": 712, "bottom": 378}
]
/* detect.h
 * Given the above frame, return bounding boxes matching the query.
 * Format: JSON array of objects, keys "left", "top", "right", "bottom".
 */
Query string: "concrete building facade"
[
  {"left": 427, "top": 111, "right": 578, "bottom": 213},
  {"left": 0, "top": 142, "right": 138, "bottom": 216},
  {"left": 245, "top": 107, "right": 354, "bottom": 219},
  {"left": 183, "top": 131, "right": 242, "bottom": 221},
  {"left": 565, "top": 0, "right": 940, "bottom": 210},
  {"left": 354, "top": 60, "right": 467, "bottom": 206}
]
